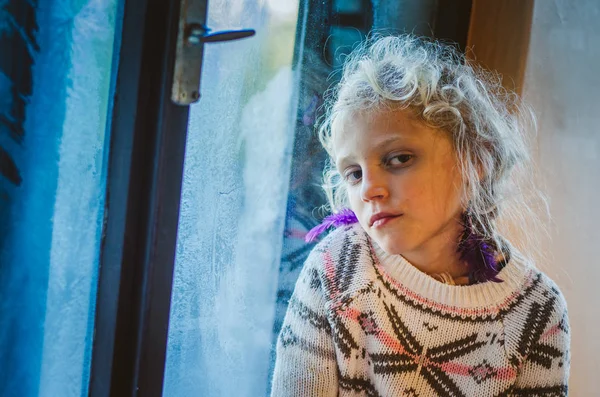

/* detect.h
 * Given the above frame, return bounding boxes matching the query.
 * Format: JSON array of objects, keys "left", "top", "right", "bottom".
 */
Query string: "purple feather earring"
[
  {"left": 305, "top": 208, "right": 359, "bottom": 243},
  {"left": 457, "top": 211, "right": 502, "bottom": 284}
]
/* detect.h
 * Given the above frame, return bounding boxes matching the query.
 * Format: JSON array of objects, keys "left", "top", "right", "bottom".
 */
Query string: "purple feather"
[
  {"left": 458, "top": 214, "right": 502, "bottom": 284},
  {"left": 305, "top": 208, "right": 359, "bottom": 243}
]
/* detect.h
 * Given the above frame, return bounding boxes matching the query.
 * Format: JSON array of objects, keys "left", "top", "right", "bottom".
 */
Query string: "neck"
[
  {"left": 401, "top": 218, "right": 469, "bottom": 281},
  {"left": 404, "top": 250, "right": 468, "bottom": 281}
]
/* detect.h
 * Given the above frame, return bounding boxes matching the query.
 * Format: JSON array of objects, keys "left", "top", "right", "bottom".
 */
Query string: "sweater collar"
[{"left": 367, "top": 231, "right": 533, "bottom": 311}]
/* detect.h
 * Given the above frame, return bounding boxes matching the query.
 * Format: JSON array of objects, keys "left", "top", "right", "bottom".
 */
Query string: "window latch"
[{"left": 171, "top": 0, "right": 255, "bottom": 105}]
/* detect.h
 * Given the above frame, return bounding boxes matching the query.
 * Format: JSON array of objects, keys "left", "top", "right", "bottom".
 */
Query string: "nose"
[{"left": 360, "top": 170, "right": 389, "bottom": 202}]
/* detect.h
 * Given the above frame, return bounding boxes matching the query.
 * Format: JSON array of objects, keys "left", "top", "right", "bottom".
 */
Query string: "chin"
[{"left": 368, "top": 230, "right": 412, "bottom": 256}]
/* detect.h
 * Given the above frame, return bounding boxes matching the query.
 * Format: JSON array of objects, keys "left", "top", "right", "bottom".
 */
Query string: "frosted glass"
[
  {"left": 163, "top": 1, "right": 300, "bottom": 396},
  {"left": 0, "top": 0, "right": 121, "bottom": 396}
]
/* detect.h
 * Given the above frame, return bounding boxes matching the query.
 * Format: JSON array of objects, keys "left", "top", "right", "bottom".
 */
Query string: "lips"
[{"left": 369, "top": 212, "right": 402, "bottom": 227}]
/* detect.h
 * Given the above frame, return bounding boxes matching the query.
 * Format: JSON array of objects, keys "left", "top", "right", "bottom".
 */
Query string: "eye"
[
  {"left": 388, "top": 154, "right": 413, "bottom": 166},
  {"left": 344, "top": 168, "right": 362, "bottom": 183}
]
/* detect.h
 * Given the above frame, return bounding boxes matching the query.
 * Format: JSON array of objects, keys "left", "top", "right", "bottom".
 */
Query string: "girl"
[{"left": 271, "top": 35, "right": 570, "bottom": 396}]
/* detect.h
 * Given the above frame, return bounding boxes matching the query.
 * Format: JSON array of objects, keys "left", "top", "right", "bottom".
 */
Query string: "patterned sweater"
[{"left": 271, "top": 224, "right": 570, "bottom": 396}]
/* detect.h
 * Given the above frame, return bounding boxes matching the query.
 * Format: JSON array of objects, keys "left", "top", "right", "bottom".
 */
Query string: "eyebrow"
[
  {"left": 336, "top": 136, "right": 410, "bottom": 168},
  {"left": 372, "top": 136, "right": 409, "bottom": 152}
]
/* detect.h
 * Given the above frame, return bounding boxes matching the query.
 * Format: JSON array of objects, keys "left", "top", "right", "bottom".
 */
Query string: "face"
[{"left": 334, "top": 109, "right": 465, "bottom": 267}]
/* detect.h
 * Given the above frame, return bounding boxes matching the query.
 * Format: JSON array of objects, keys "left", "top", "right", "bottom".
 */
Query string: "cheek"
[
  {"left": 392, "top": 171, "right": 427, "bottom": 202},
  {"left": 401, "top": 168, "right": 462, "bottom": 217},
  {"left": 431, "top": 168, "right": 464, "bottom": 217},
  {"left": 393, "top": 179, "right": 421, "bottom": 205},
  {"left": 348, "top": 192, "right": 371, "bottom": 230},
  {"left": 348, "top": 189, "right": 366, "bottom": 218}
]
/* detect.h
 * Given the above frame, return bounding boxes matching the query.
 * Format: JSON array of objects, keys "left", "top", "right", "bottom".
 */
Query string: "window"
[
  {"left": 164, "top": 1, "right": 472, "bottom": 396},
  {"left": 163, "top": 1, "right": 302, "bottom": 395},
  {"left": 1, "top": 1, "right": 474, "bottom": 395}
]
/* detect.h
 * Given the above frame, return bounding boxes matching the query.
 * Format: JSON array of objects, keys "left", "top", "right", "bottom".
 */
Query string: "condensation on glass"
[{"left": 163, "top": 1, "right": 302, "bottom": 396}]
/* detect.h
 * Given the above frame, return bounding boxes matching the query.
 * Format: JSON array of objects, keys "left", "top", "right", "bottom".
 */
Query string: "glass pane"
[
  {"left": 273, "top": 0, "right": 372, "bottom": 373},
  {"left": 334, "top": 0, "right": 363, "bottom": 13},
  {"left": 163, "top": 1, "right": 302, "bottom": 396},
  {"left": 0, "top": 1, "right": 122, "bottom": 396}
]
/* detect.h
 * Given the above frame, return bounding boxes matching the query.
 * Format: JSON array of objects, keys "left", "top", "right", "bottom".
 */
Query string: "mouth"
[{"left": 369, "top": 212, "right": 403, "bottom": 228}]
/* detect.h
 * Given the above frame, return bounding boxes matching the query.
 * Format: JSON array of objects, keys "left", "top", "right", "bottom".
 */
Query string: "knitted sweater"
[{"left": 271, "top": 224, "right": 570, "bottom": 397}]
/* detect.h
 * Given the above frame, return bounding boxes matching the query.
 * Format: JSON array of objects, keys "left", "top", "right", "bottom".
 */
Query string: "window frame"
[{"left": 88, "top": 0, "right": 197, "bottom": 395}]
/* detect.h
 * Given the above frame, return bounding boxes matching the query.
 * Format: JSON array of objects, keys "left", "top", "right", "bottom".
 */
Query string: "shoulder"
[
  {"left": 534, "top": 269, "right": 570, "bottom": 340},
  {"left": 536, "top": 270, "right": 569, "bottom": 312},
  {"left": 315, "top": 222, "right": 368, "bottom": 249},
  {"left": 521, "top": 267, "right": 569, "bottom": 320},
  {"left": 502, "top": 266, "right": 570, "bottom": 365},
  {"left": 305, "top": 223, "right": 370, "bottom": 265},
  {"left": 502, "top": 253, "right": 569, "bottom": 318},
  {"left": 301, "top": 223, "right": 376, "bottom": 299}
]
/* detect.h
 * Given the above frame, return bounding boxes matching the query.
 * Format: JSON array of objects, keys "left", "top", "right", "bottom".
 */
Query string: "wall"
[{"left": 522, "top": 1, "right": 600, "bottom": 395}]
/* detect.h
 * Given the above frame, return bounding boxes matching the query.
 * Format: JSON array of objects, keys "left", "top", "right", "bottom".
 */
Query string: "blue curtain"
[{"left": 0, "top": 0, "right": 121, "bottom": 395}]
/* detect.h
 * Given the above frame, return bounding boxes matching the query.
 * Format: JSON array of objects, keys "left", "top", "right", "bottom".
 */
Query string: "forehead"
[{"left": 332, "top": 109, "right": 436, "bottom": 160}]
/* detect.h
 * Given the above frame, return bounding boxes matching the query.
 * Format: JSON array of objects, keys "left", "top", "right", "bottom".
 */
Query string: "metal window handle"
[
  {"left": 171, "top": 0, "right": 256, "bottom": 106},
  {"left": 186, "top": 24, "right": 255, "bottom": 45}
]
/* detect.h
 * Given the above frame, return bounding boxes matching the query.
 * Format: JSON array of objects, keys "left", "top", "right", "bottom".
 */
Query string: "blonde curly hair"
[{"left": 318, "top": 34, "right": 548, "bottom": 263}]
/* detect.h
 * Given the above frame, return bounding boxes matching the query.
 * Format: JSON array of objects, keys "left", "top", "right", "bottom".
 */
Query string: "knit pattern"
[{"left": 271, "top": 224, "right": 570, "bottom": 396}]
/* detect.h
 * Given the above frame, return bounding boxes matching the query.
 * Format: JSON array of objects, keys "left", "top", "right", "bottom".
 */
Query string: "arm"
[
  {"left": 271, "top": 247, "right": 338, "bottom": 397},
  {"left": 511, "top": 289, "right": 571, "bottom": 396}
]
